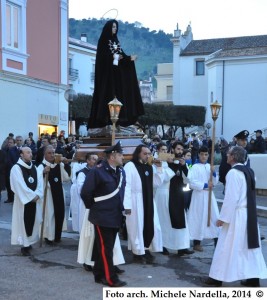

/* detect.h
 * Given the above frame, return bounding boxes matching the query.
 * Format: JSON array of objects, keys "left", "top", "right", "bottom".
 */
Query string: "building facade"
[
  {"left": 0, "top": 0, "right": 68, "bottom": 142},
  {"left": 155, "top": 24, "right": 267, "bottom": 140},
  {"left": 68, "top": 34, "right": 96, "bottom": 95}
]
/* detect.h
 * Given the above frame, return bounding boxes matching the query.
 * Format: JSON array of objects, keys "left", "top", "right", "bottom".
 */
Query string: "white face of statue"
[{"left": 112, "top": 22, "right": 117, "bottom": 35}]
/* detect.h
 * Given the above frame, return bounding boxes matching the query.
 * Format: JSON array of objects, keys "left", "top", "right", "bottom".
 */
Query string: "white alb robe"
[
  {"left": 187, "top": 163, "right": 219, "bottom": 240},
  {"left": 124, "top": 161, "right": 165, "bottom": 255},
  {"left": 154, "top": 162, "right": 190, "bottom": 250},
  {"left": 37, "top": 160, "right": 70, "bottom": 241},
  {"left": 77, "top": 210, "right": 125, "bottom": 266},
  {"left": 10, "top": 159, "right": 43, "bottom": 247},
  {"left": 209, "top": 165, "right": 267, "bottom": 282},
  {"left": 70, "top": 169, "right": 87, "bottom": 232}
]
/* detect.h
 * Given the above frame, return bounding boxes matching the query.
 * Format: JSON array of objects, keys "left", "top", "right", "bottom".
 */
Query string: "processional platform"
[{"left": 74, "top": 132, "right": 144, "bottom": 163}]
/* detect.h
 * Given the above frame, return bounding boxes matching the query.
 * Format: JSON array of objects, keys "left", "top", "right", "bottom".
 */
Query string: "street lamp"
[
  {"left": 64, "top": 88, "right": 77, "bottom": 135},
  {"left": 207, "top": 100, "right": 222, "bottom": 226},
  {"left": 108, "top": 97, "right": 123, "bottom": 145}
]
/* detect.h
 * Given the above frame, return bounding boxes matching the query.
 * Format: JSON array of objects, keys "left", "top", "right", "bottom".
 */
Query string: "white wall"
[
  {"left": 179, "top": 55, "right": 209, "bottom": 107},
  {"left": 0, "top": 73, "right": 68, "bottom": 142},
  {"left": 207, "top": 57, "right": 267, "bottom": 141},
  {"left": 69, "top": 46, "right": 95, "bottom": 95}
]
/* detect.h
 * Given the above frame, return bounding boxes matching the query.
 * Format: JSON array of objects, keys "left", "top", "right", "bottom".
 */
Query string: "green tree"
[
  {"left": 72, "top": 94, "right": 92, "bottom": 129},
  {"left": 138, "top": 104, "right": 206, "bottom": 138}
]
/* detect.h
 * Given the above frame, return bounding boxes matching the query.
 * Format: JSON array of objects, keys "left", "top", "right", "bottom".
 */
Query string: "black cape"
[
  {"left": 168, "top": 162, "right": 188, "bottom": 229},
  {"left": 17, "top": 163, "right": 37, "bottom": 237},
  {"left": 43, "top": 163, "right": 65, "bottom": 241},
  {"left": 89, "top": 19, "right": 144, "bottom": 128},
  {"left": 233, "top": 165, "right": 259, "bottom": 249},
  {"left": 133, "top": 161, "right": 154, "bottom": 248}
]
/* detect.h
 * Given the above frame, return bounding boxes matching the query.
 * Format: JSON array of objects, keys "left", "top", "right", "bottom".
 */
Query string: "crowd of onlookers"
[
  {"left": 144, "top": 129, "right": 266, "bottom": 163},
  {"left": 0, "top": 130, "right": 83, "bottom": 203},
  {"left": 1, "top": 128, "right": 266, "bottom": 203},
  {"left": 145, "top": 133, "right": 213, "bottom": 165}
]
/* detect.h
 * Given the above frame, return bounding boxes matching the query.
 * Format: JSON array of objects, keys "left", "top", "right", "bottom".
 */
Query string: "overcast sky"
[{"left": 69, "top": 0, "right": 267, "bottom": 40}]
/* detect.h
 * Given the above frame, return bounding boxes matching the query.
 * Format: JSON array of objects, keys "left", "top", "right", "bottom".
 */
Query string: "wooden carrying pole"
[
  {"left": 207, "top": 119, "right": 216, "bottom": 226},
  {"left": 40, "top": 172, "right": 49, "bottom": 247}
]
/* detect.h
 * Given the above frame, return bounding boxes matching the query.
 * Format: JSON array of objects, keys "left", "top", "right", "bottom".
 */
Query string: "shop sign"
[{"left": 38, "top": 114, "right": 59, "bottom": 125}]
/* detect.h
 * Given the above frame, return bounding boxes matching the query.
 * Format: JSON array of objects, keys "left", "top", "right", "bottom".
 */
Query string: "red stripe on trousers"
[{"left": 96, "top": 225, "right": 113, "bottom": 286}]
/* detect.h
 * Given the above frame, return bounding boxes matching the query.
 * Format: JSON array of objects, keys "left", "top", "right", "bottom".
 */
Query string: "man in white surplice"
[
  {"left": 154, "top": 141, "right": 193, "bottom": 256},
  {"left": 124, "top": 145, "right": 165, "bottom": 264},
  {"left": 10, "top": 147, "right": 43, "bottom": 256},
  {"left": 69, "top": 161, "right": 86, "bottom": 232},
  {"left": 70, "top": 153, "right": 97, "bottom": 233},
  {"left": 187, "top": 146, "right": 219, "bottom": 252},
  {"left": 204, "top": 146, "right": 267, "bottom": 287},
  {"left": 37, "top": 145, "right": 70, "bottom": 244}
]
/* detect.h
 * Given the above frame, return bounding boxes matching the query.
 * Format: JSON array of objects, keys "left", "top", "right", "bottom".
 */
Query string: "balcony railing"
[
  {"left": 90, "top": 72, "right": 95, "bottom": 82},
  {"left": 69, "top": 68, "right": 79, "bottom": 81}
]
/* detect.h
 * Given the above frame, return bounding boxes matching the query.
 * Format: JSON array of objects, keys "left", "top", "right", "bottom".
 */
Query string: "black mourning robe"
[
  {"left": 133, "top": 161, "right": 154, "bottom": 248},
  {"left": 88, "top": 19, "right": 144, "bottom": 128},
  {"left": 17, "top": 163, "right": 37, "bottom": 237},
  {"left": 168, "top": 162, "right": 188, "bottom": 229}
]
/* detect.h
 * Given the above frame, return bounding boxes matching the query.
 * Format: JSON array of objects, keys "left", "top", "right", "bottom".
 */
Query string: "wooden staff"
[
  {"left": 40, "top": 171, "right": 49, "bottom": 247},
  {"left": 207, "top": 120, "right": 216, "bottom": 227},
  {"left": 54, "top": 153, "right": 77, "bottom": 163},
  {"left": 207, "top": 100, "right": 222, "bottom": 226}
]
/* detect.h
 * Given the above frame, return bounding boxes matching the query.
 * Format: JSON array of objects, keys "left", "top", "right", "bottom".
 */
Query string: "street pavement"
[{"left": 0, "top": 182, "right": 267, "bottom": 300}]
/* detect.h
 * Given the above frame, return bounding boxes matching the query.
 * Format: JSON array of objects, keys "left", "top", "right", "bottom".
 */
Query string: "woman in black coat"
[{"left": 88, "top": 19, "right": 144, "bottom": 128}]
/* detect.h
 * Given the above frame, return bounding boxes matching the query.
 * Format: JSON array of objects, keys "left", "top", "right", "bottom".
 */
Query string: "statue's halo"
[{"left": 101, "top": 8, "right": 118, "bottom": 21}]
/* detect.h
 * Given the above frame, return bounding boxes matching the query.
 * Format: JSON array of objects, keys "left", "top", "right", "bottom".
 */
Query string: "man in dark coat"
[
  {"left": 5, "top": 136, "right": 24, "bottom": 203},
  {"left": 253, "top": 130, "right": 266, "bottom": 153},
  {"left": 88, "top": 19, "right": 144, "bottom": 128},
  {"left": 80, "top": 142, "right": 127, "bottom": 287},
  {"left": 219, "top": 130, "right": 250, "bottom": 185}
]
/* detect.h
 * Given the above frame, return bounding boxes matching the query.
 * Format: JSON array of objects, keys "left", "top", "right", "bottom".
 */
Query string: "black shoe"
[
  {"left": 161, "top": 247, "right": 169, "bottom": 255},
  {"left": 240, "top": 279, "right": 260, "bottom": 287},
  {"left": 83, "top": 263, "right": 93, "bottom": 272},
  {"left": 178, "top": 249, "right": 194, "bottom": 256},
  {"left": 21, "top": 246, "right": 31, "bottom": 256},
  {"left": 44, "top": 238, "right": 54, "bottom": 246},
  {"left": 4, "top": 199, "right": 13, "bottom": 203},
  {"left": 145, "top": 250, "right": 155, "bottom": 264},
  {"left": 54, "top": 238, "right": 61, "bottom": 243},
  {"left": 133, "top": 254, "right": 146, "bottom": 264},
  {"left": 202, "top": 277, "right": 222, "bottom": 287},
  {"left": 114, "top": 266, "right": 125, "bottom": 274},
  {"left": 95, "top": 278, "right": 127, "bottom": 287},
  {"left": 261, "top": 236, "right": 265, "bottom": 241}
]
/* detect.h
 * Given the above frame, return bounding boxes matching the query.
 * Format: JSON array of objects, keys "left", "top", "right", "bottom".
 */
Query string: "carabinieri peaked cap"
[
  {"left": 104, "top": 141, "right": 123, "bottom": 154},
  {"left": 234, "top": 130, "right": 249, "bottom": 139}
]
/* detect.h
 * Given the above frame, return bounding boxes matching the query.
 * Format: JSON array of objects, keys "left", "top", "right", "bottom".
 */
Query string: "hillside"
[{"left": 69, "top": 18, "right": 173, "bottom": 80}]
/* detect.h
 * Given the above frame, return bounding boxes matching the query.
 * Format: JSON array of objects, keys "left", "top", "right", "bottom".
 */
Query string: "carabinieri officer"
[{"left": 81, "top": 141, "right": 126, "bottom": 287}]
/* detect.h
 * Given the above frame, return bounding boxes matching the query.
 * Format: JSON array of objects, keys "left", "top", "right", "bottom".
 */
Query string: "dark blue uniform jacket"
[{"left": 80, "top": 160, "right": 126, "bottom": 228}]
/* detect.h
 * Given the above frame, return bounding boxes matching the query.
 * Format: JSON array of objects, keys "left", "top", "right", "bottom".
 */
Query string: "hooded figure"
[{"left": 88, "top": 19, "right": 144, "bottom": 128}]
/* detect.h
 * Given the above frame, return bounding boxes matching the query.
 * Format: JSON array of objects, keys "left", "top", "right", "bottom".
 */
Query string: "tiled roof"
[
  {"left": 210, "top": 46, "right": 267, "bottom": 58},
  {"left": 69, "top": 37, "right": 97, "bottom": 51},
  {"left": 180, "top": 35, "right": 267, "bottom": 56}
]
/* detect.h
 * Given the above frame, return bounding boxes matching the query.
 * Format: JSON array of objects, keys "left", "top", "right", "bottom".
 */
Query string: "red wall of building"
[{"left": 27, "top": 0, "right": 61, "bottom": 84}]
